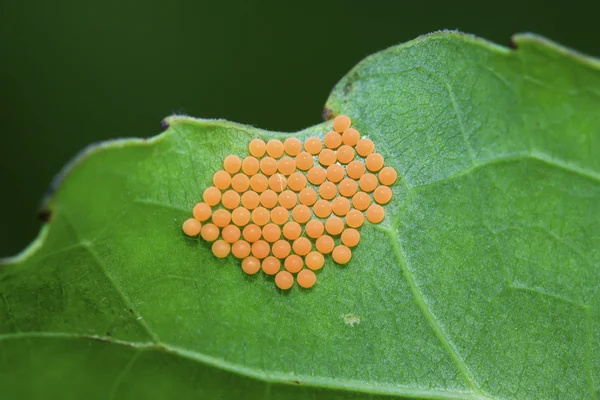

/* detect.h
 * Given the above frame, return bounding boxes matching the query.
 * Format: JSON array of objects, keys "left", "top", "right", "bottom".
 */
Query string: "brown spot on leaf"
[
  {"left": 91, "top": 336, "right": 112, "bottom": 344},
  {"left": 284, "top": 379, "right": 305, "bottom": 385},
  {"left": 343, "top": 72, "right": 359, "bottom": 95},
  {"left": 160, "top": 119, "right": 170, "bottom": 131},
  {"left": 38, "top": 209, "right": 52, "bottom": 222},
  {"left": 322, "top": 107, "right": 334, "bottom": 121}
]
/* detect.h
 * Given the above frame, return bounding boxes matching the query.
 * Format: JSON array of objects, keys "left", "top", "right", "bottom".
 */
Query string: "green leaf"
[{"left": 2, "top": 31, "right": 600, "bottom": 399}]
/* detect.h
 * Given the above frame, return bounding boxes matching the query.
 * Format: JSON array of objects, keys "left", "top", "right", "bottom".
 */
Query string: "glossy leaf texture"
[{"left": 2, "top": 31, "right": 600, "bottom": 399}]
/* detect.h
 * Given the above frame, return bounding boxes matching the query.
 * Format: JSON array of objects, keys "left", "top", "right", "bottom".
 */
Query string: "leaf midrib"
[{"left": 0, "top": 331, "right": 487, "bottom": 400}]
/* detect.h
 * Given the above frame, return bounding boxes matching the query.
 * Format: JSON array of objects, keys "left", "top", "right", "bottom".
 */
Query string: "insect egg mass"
[{"left": 182, "top": 115, "right": 397, "bottom": 289}]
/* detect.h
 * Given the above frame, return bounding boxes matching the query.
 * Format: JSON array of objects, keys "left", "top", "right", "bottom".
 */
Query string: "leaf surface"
[{"left": 2, "top": 31, "right": 600, "bottom": 399}]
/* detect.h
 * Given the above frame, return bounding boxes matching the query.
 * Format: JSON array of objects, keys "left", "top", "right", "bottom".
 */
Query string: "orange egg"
[
  {"left": 305, "top": 251, "right": 325, "bottom": 270},
  {"left": 287, "top": 172, "right": 307, "bottom": 192},
  {"left": 356, "top": 138, "right": 375, "bottom": 157},
  {"left": 338, "top": 178, "right": 358, "bottom": 197},
  {"left": 292, "top": 237, "right": 312, "bottom": 256},
  {"left": 325, "top": 216, "right": 344, "bottom": 235},
  {"left": 345, "top": 209, "right": 365, "bottom": 228},
  {"left": 324, "top": 131, "right": 342, "bottom": 149},
  {"left": 231, "top": 173, "right": 250, "bottom": 192},
  {"left": 305, "top": 219, "right": 324, "bottom": 239},
  {"left": 326, "top": 164, "right": 345, "bottom": 183},
  {"left": 298, "top": 187, "right": 317, "bottom": 206},
  {"left": 266, "top": 139, "right": 285, "bottom": 158},
  {"left": 231, "top": 207, "right": 251, "bottom": 226},
  {"left": 295, "top": 151, "right": 314, "bottom": 171},
  {"left": 249, "top": 139, "right": 267, "bottom": 157},
  {"left": 193, "top": 202, "right": 212, "bottom": 222},
  {"left": 342, "top": 128, "right": 360, "bottom": 146},
  {"left": 318, "top": 149, "right": 336, "bottom": 166},
  {"left": 262, "top": 256, "right": 281, "bottom": 275},
  {"left": 251, "top": 240, "right": 270, "bottom": 259},
  {"left": 268, "top": 173, "right": 288, "bottom": 193},
  {"left": 277, "top": 157, "right": 296, "bottom": 176},
  {"left": 336, "top": 145, "right": 355, "bottom": 164},
  {"left": 213, "top": 170, "right": 232, "bottom": 190},
  {"left": 270, "top": 206, "right": 289, "bottom": 225},
  {"left": 275, "top": 270, "right": 294, "bottom": 290},
  {"left": 307, "top": 166, "right": 327, "bottom": 185},
  {"left": 292, "top": 205, "right": 312, "bottom": 224},
  {"left": 203, "top": 186, "right": 222, "bottom": 206},
  {"left": 319, "top": 182, "right": 337, "bottom": 200},
  {"left": 212, "top": 209, "right": 231, "bottom": 228},
  {"left": 241, "top": 191, "right": 260, "bottom": 210},
  {"left": 182, "top": 218, "right": 201, "bottom": 237},
  {"left": 379, "top": 166, "right": 398, "bottom": 185},
  {"left": 346, "top": 160, "right": 366, "bottom": 179},
  {"left": 262, "top": 223, "right": 282, "bottom": 243},
  {"left": 282, "top": 221, "right": 302, "bottom": 240},
  {"left": 352, "top": 192, "right": 371, "bottom": 211},
  {"left": 223, "top": 155, "right": 242, "bottom": 174},
  {"left": 278, "top": 190, "right": 297, "bottom": 209},
  {"left": 373, "top": 186, "right": 393, "bottom": 204},
  {"left": 284, "top": 137, "right": 302, "bottom": 156},
  {"left": 272, "top": 240, "right": 291, "bottom": 259},
  {"left": 359, "top": 173, "right": 378, "bottom": 192},
  {"left": 242, "top": 224, "right": 262, "bottom": 243},
  {"left": 315, "top": 235, "right": 334, "bottom": 254},
  {"left": 332, "top": 245, "right": 352, "bottom": 264},
  {"left": 285, "top": 254, "right": 304, "bottom": 273},
  {"left": 332, "top": 197, "right": 351, "bottom": 216},
  {"left": 304, "top": 137, "right": 323, "bottom": 155},
  {"left": 242, "top": 156, "right": 260, "bottom": 176},
  {"left": 222, "top": 225, "right": 241, "bottom": 243},
  {"left": 341, "top": 228, "right": 360, "bottom": 247},
  {"left": 260, "top": 157, "right": 278, "bottom": 176},
  {"left": 313, "top": 199, "right": 332, "bottom": 218},
  {"left": 242, "top": 256, "right": 261, "bottom": 274},
  {"left": 221, "top": 190, "right": 241, "bottom": 209},
  {"left": 232, "top": 240, "right": 251, "bottom": 258},
  {"left": 333, "top": 115, "right": 351, "bottom": 133},
  {"left": 212, "top": 240, "right": 231, "bottom": 258},
  {"left": 366, "top": 153, "right": 384, "bottom": 172},
  {"left": 249, "top": 174, "right": 269, "bottom": 193},
  {"left": 366, "top": 204, "right": 385, "bottom": 223},
  {"left": 297, "top": 269, "right": 317, "bottom": 288},
  {"left": 251, "top": 207, "right": 270, "bottom": 226},
  {"left": 259, "top": 189, "right": 278, "bottom": 209}
]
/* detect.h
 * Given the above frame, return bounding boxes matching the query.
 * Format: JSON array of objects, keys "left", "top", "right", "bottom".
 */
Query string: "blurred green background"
[{"left": 1, "top": 0, "right": 598, "bottom": 256}]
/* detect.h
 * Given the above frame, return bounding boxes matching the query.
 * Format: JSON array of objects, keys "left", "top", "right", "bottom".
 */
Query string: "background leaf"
[{"left": 1, "top": 32, "right": 600, "bottom": 399}]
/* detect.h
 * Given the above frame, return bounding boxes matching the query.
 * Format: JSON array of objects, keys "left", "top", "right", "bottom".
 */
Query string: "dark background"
[{"left": 1, "top": 0, "right": 598, "bottom": 257}]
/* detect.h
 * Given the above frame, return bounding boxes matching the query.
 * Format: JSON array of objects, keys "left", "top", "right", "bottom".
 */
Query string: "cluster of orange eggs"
[{"left": 182, "top": 115, "right": 397, "bottom": 290}]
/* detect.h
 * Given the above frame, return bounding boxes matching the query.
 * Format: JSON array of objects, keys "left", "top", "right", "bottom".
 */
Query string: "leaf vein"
[
  {"left": 106, "top": 352, "right": 140, "bottom": 400},
  {"left": 510, "top": 285, "right": 586, "bottom": 308},
  {"left": 383, "top": 226, "right": 488, "bottom": 397},
  {"left": 62, "top": 212, "right": 161, "bottom": 344}
]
